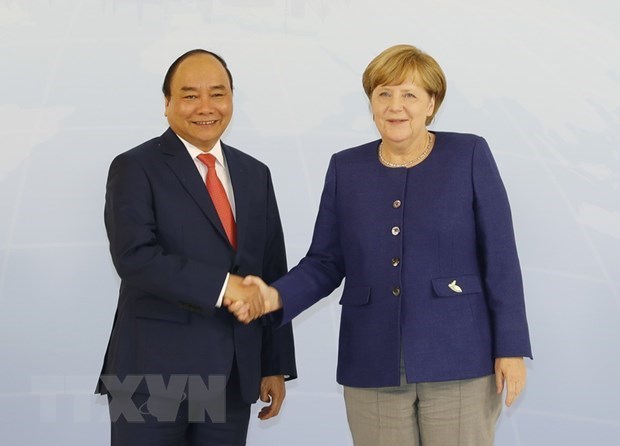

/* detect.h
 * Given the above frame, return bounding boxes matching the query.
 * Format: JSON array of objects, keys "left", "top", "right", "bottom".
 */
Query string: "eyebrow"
[
  {"left": 179, "top": 85, "right": 227, "bottom": 92},
  {"left": 378, "top": 86, "right": 416, "bottom": 92}
]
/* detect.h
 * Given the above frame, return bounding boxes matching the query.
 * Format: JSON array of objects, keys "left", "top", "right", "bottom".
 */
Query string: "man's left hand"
[{"left": 258, "top": 375, "right": 286, "bottom": 420}]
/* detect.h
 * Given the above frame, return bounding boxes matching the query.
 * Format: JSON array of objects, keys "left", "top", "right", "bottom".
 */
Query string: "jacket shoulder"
[
  {"left": 435, "top": 131, "right": 489, "bottom": 152},
  {"left": 222, "top": 143, "right": 269, "bottom": 172},
  {"left": 113, "top": 135, "right": 164, "bottom": 162},
  {"left": 332, "top": 140, "right": 380, "bottom": 162}
]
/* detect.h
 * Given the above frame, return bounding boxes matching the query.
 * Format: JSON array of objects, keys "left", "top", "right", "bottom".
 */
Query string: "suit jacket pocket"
[
  {"left": 339, "top": 286, "right": 371, "bottom": 306},
  {"left": 431, "top": 275, "right": 483, "bottom": 297},
  {"left": 134, "top": 296, "right": 191, "bottom": 323}
]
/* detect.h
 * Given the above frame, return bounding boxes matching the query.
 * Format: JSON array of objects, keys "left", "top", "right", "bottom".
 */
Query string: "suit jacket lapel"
[
  {"left": 222, "top": 142, "right": 249, "bottom": 253},
  {"left": 160, "top": 128, "right": 230, "bottom": 246}
]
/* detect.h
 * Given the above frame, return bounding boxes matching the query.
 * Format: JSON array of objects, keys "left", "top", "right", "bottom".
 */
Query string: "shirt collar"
[{"left": 178, "top": 136, "right": 226, "bottom": 167}]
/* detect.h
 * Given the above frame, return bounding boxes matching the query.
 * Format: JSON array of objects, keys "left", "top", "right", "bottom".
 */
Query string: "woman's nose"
[{"left": 389, "top": 96, "right": 403, "bottom": 110}]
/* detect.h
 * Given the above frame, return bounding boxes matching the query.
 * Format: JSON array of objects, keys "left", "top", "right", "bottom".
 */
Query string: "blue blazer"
[
  {"left": 96, "top": 128, "right": 296, "bottom": 402},
  {"left": 274, "top": 132, "right": 531, "bottom": 387}
]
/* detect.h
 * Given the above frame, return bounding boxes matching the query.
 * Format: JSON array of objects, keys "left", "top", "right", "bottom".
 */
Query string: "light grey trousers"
[{"left": 344, "top": 374, "right": 502, "bottom": 446}]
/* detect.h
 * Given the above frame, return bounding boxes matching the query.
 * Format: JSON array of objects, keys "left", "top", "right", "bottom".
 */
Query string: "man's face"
[{"left": 165, "top": 54, "right": 233, "bottom": 151}]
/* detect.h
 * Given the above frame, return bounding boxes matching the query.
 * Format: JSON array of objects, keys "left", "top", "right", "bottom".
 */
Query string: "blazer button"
[
  {"left": 393, "top": 200, "right": 402, "bottom": 208},
  {"left": 391, "top": 257, "right": 400, "bottom": 267},
  {"left": 392, "top": 287, "right": 401, "bottom": 296},
  {"left": 391, "top": 226, "right": 400, "bottom": 236}
]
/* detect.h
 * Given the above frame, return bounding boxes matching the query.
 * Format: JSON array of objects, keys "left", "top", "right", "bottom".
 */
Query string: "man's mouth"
[{"left": 193, "top": 120, "right": 217, "bottom": 125}]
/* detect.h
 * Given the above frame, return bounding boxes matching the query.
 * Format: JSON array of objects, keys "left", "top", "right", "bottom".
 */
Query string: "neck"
[{"left": 380, "top": 132, "right": 433, "bottom": 168}]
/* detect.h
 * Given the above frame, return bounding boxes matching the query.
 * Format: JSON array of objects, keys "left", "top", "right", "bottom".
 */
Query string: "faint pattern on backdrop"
[{"left": 0, "top": 0, "right": 618, "bottom": 445}]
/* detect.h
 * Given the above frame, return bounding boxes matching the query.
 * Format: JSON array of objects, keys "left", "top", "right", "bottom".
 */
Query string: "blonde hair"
[{"left": 362, "top": 44, "right": 447, "bottom": 125}]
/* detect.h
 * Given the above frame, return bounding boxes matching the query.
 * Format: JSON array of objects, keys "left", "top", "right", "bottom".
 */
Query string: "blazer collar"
[
  {"left": 160, "top": 128, "right": 234, "bottom": 251},
  {"left": 221, "top": 142, "right": 250, "bottom": 254}
]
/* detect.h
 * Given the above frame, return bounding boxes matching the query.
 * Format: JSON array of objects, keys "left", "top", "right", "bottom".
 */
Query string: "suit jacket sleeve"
[
  {"left": 105, "top": 152, "right": 227, "bottom": 313},
  {"left": 472, "top": 137, "right": 532, "bottom": 358},
  {"left": 260, "top": 169, "right": 297, "bottom": 379},
  {"left": 272, "top": 155, "right": 346, "bottom": 325}
]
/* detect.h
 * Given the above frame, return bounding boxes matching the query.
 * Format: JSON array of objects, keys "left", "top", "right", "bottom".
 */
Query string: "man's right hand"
[
  {"left": 223, "top": 275, "right": 265, "bottom": 323},
  {"left": 224, "top": 275, "right": 282, "bottom": 323}
]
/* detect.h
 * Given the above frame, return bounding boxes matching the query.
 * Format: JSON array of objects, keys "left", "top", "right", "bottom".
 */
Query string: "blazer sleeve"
[
  {"left": 260, "top": 168, "right": 297, "bottom": 379},
  {"left": 472, "top": 137, "right": 532, "bottom": 359},
  {"left": 272, "top": 155, "right": 346, "bottom": 325},
  {"left": 104, "top": 153, "right": 228, "bottom": 313}
]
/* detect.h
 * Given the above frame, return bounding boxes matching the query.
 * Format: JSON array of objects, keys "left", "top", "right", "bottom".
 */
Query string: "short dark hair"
[{"left": 162, "top": 49, "right": 234, "bottom": 98}]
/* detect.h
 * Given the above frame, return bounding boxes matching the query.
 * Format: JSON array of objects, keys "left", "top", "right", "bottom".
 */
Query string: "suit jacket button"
[
  {"left": 393, "top": 200, "right": 402, "bottom": 208},
  {"left": 391, "top": 257, "right": 400, "bottom": 267},
  {"left": 392, "top": 287, "right": 401, "bottom": 296},
  {"left": 391, "top": 226, "right": 400, "bottom": 236}
]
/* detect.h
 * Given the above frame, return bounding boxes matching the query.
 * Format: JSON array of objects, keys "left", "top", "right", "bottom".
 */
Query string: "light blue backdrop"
[{"left": 1, "top": 0, "right": 619, "bottom": 444}]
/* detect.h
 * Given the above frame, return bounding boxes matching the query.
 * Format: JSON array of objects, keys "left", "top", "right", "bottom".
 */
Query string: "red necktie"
[{"left": 197, "top": 153, "right": 237, "bottom": 249}]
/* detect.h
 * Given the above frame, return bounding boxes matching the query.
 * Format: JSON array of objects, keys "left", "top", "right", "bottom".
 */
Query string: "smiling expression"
[
  {"left": 371, "top": 77, "right": 435, "bottom": 149},
  {"left": 165, "top": 53, "right": 233, "bottom": 151}
]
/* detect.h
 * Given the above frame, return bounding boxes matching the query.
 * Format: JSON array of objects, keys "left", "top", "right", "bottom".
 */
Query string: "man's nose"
[{"left": 196, "top": 96, "right": 214, "bottom": 113}]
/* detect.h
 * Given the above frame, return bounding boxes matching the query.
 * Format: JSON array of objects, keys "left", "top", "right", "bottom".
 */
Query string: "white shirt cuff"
[{"left": 215, "top": 273, "right": 230, "bottom": 308}]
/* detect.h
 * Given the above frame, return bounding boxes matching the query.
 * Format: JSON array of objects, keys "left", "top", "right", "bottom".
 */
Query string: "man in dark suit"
[{"left": 96, "top": 49, "right": 296, "bottom": 446}]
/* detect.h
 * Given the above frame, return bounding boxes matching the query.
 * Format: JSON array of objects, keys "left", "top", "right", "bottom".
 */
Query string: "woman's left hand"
[{"left": 495, "top": 357, "right": 526, "bottom": 407}]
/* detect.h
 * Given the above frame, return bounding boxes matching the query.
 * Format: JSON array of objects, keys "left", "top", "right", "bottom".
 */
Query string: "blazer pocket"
[
  {"left": 431, "top": 275, "right": 483, "bottom": 297},
  {"left": 134, "top": 296, "right": 191, "bottom": 323},
  {"left": 339, "top": 286, "right": 371, "bottom": 306}
]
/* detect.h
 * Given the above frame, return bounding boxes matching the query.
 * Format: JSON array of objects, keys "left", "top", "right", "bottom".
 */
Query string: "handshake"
[{"left": 223, "top": 275, "right": 283, "bottom": 323}]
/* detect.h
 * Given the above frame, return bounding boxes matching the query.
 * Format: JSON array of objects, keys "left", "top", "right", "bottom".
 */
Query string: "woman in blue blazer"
[{"left": 229, "top": 44, "right": 532, "bottom": 446}]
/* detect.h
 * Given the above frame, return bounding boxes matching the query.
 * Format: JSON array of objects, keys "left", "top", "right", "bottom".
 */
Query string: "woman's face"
[{"left": 370, "top": 76, "right": 435, "bottom": 147}]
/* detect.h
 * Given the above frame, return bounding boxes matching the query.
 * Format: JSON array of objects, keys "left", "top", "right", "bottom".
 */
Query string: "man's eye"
[{"left": 184, "top": 95, "right": 197, "bottom": 99}]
